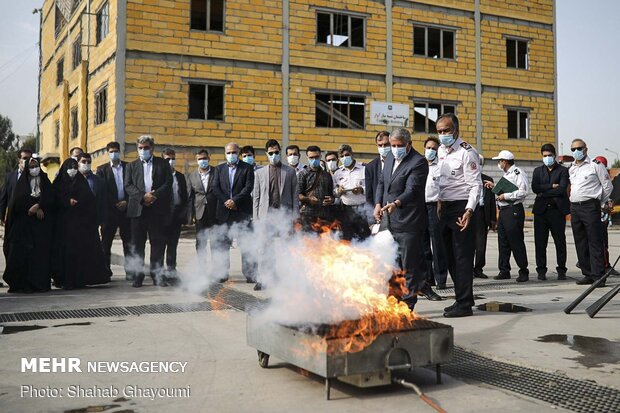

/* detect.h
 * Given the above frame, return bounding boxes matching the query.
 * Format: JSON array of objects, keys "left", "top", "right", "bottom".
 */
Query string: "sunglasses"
[
  {"left": 267, "top": 151, "right": 280, "bottom": 156},
  {"left": 570, "top": 146, "right": 585, "bottom": 151}
]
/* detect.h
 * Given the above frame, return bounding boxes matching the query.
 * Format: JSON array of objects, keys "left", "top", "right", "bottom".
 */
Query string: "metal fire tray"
[{"left": 246, "top": 313, "right": 453, "bottom": 399}]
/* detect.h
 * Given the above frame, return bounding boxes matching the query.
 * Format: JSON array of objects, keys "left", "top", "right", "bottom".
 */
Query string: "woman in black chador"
[
  {"left": 3, "top": 157, "right": 53, "bottom": 293},
  {"left": 52, "top": 158, "right": 111, "bottom": 289}
]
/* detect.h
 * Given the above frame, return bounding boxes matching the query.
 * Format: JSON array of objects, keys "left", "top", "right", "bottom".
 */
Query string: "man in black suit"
[
  {"left": 187, "top": 149, "right": 217, "bottom": 268},
  {"left": 77, "top": 153, "right": 107, "bottom": 226},
  {"left": 532, "top": 143, "right": 569, "bottom": 280},
  {"left": 374, "top": 128, "right": 429, "bottom": 311},
  {"left": 96, "top": 142, "right": 132, "bottom": 279},
  {"left": 473, "top": 155, "right": 497, "bottom": 279},
  {"left": 1, "top": 148, "right": 33, "bottom": 225},
  {"left": 365, "top": 131, "right": 390, "bottom": 209},
  {"left": 212, "top": 142, "right": 256, "bottom": 283},
  {"left": 124, "top": 135, "right": 173, "bottom": 287},
  {"left": 161, "top": 148, "right": 188, "bottom": 281}
]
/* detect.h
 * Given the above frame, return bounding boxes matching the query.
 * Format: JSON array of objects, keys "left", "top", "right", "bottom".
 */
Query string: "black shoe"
[
  {"left": 436, "top": 283, "right": 448, "bottom": 290},
  {"left": 157, "top": 278, "right": 169, "bottom": 287},
  {"left": 474, "top": 272, "right": 488, "bottom": 279},
  {"left": 125, "top": 273, "right": 136, "bottom": 281},
  {"left": 494, "top": 273, "right": 511, "bottom": 280},
  {"left": 443, "top": 307, "right": 473, "bottom": 318},
  {"left": 132, "top": 274, "right": 145, "bottom": 288},
  {"left": 516, "top": 275, "right": 529, "bottom": 283},
  {"left": 246, "top": 278, "right": 257, "bottom": 284},
  {"left": 218, "top": 278, "right": 229, "bottom": 283},
  {"left": 576, "top": 277, "right": 594, "bottom": 285},
  {"left": 422, "top": 289, "right": 444, "bottom": 301},
  {"left": 594, "top": 279, "right": 607, "bottom": 288},
  {"left": 537, "top": 273, "right": 547, "bottom": 281},
  {"left": 444, "top": 302, "right": 457, "bottom": 312},
  {"left": 253, "top": 283, "right": 263, "bottom": 291},
  {"left": 557, "top": 273, "right": 567, "bottom": 281},
  {"left": 606, "top": 267, "right": 620, "bottom": 276}
]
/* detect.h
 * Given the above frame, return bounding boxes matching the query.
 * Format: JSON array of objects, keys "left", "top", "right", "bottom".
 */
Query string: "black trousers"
[
  {"left": 423, "top": 202, "right": 448, "bottom": 285},
  {"left": 164, "top": 207, "right": 184, "bottom": 271},
  {"left": 472, "top": 207, "right": 489, "bottom": 276},
  {"left": 340, "top": 204, "right": 371, "bottom": 241},
  {"left": 533, "top": 207, "right": 567, "bottom": 275},
  {"left": 602, "top": 220, "right": 610, "bottom": 268},
  {"left": 392, "top": 230, "right": 428, "bottom": 310},
  {"left": 570, "top": 200, "right": 605, "bottom": 278},
  {"left": 130, "top": 208, "right": 167, "bottom": 280},
  {"left": 439, "top": 200, "right": 475, "bottom": 309},
  {"left": 497, "top": 203, "right": 529, "bottom": 276},
  {"left": 100, "top": 208, "right": 131, "bottom": 274}
]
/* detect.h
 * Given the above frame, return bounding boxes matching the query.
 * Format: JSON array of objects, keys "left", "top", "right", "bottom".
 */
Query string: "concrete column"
[
  {"left": 475, "top": 0, "right": 482, "bottom": 153},
  {"left": 282, "top": 0, "right": 290, "bottom": 148},
  {"left": 386, "top": 0, "right": 393, "bottom": 102}
]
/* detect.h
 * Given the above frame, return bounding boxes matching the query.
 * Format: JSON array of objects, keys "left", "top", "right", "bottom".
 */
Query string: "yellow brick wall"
[
  {"left": 125, "top": 0, "right": 282, "bottom": 64},
  {"left": 480, "top": 0, "right": 553, "bottom": 24},
  {"left": 288, "top": 0, "right": 386, "bottom": 75}
]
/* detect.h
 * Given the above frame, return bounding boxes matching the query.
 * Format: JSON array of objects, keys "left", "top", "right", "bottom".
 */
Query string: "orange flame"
[{"left": 289, "top": 225, "right": 419, "bottom": 355}]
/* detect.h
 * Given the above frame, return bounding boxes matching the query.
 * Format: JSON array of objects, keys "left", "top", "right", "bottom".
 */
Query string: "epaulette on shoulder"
[
  {"left": 460, "top": 142, "right": 472, "bottom": 150},
  {"left": 514, "top": 168, "right": 520, "bottom": 175}
]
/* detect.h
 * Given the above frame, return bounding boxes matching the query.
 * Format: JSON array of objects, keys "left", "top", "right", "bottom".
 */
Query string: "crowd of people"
[{"left": 1, "top": 113, "right": 617, "bottom": 319}]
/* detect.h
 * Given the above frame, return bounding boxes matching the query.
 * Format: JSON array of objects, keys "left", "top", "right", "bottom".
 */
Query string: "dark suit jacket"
[
  {"left": 124, "top": 156, "right": 173, "bottom": 218},
  {"left": 170, "top": 171, "right": 189, "bottom": 224},
  {"left": 96, "top": 161, "right": 128, "bottom": 218},
  {"left": 481, "top": 173, "right": 497, "bottom": 227},
  {"left": 365, "top": 156, "right": 382, "bottom": 206},
  {"left": 83, "top": 173, "right": 108, "bottom": 226},
  {"left": 531, "top": 163, "right": 570, "bottom": 215},
  {"left": 375, "top": 149, "right": 429, "bottom": 233},
  {"left": 212, "top": 161, "right": 255, "bottom": 223},
  {"left": 0, "top": 170, "right": 19, "bottom": 222},
  {"left": 187, "top": 167, "right": 217, "bottom": 226}
]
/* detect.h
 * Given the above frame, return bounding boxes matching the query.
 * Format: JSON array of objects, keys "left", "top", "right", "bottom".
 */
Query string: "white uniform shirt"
[
  {"left": 425, "top": 159, "right": 440, "bottom": 203},
  {"left": 496, "top": 165, "right": 529, "bottom": 208},
  {"left": 333, "top": 162, "right": 365, "bottom": 206},
  {"left": 437, "top": 137, "right": 482, "bottom": 211},
  {"left": 569, "top": 157, "right": 613, "bottom": 204}
]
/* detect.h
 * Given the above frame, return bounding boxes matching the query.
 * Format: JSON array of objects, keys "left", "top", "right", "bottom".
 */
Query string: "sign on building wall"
[{"left": 370, "top": 102, "right": 410, "bottom": 127}]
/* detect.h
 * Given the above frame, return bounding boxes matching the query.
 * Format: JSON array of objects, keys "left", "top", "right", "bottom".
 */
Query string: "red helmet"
[{"left": 594, "top": 156, "right": 608, "bottom": 168}]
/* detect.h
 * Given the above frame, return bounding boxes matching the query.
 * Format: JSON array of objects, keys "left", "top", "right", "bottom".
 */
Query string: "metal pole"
[
  {"left": 474, "top": 0, "right": 482, "bottom": 153},
  {"left": 34, "top": 8, "right": 43, "bottom": 152}
]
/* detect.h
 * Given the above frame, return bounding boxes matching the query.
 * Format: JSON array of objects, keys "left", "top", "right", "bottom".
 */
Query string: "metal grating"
[
  {"left": 205, "top": 284, "right": 267, "bottom": 312},
  {"left": 441, "top": 346, "right": 620, "bottom": 413}
]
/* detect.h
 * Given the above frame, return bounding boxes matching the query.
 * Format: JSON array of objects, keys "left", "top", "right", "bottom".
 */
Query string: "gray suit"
[
  {"left": 253, "top": 163, "right": 299, "bottom": 220},
  {"left": 187, "top": 167, "right": 217, "bottom": 226}
]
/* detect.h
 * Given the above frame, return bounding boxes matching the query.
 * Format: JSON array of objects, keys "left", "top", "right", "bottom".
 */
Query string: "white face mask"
[
  {"left": 67, "top": 168, "right": 78, "bottom": 178},
  {"left": 79, "top": 163, "right": 91, "bottom": 174},
  {"left": 29, "top": 167, "right": 41, "bottom": 177},
  {"left": 326, "top": 160, "right": 338, "bottom": 171},
  {"left": 168, "top": 159, "right": 176, "bottom": 167},
  {"left": 287, "top": 155, "right": 299, "bottom": 166}
]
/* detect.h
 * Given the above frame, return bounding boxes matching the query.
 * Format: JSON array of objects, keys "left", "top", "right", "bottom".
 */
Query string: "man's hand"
[
  {"left": 484, "top": 180, "right": 495, "bottom": 190},
  {"left": 0, "top": 219, "right": 5, "bottom": 227},
  {"left": 373, "top": 204, "right": 382, "bottom": 222},
  {"left": 70, "top": 198, "right": 78, "bottom": 206},
  {"left": 28, "top": 203, "right": 40, "bottom": 216},
  {"left": 496, "top": 194, "right": 506, "bottom": 202},
  {"left": 351, "top": 186, "right": 363, "bottom": 195},
  {"left": 224, "top": 199, "right": 237, "bottom": 210},
  {"left": 552, "top": 183, "right": 559, "bottom": 189},
  {"left": 305, "top": 196, "right": 319, "bottom": 206},
  {"left": 381, "top": 200, "right": 399, "bottom": 215},
  {"left": 36, "top": 209, "right": 44, "bottom": 220},
  {"left": 336, "top": 186, "right": 345, "bottom": 196},
  {"left": 143, "top": 191, "right": 157, "bottom": 206},
  {"left": 322, "top": 196, "right": 334, "bottom": 206},
  {"left": 456, "top": 208, "right": 473, "bottom": 232},
  {"left": 116, "top": 200, "right": 128, "bottom": 211}
]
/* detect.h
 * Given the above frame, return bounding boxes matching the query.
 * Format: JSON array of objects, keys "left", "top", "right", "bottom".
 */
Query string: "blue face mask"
[
  {"left": 425, "top": 148, "right": 437, "bottom": 161},
  {"left": 572, "top": 149, "right": 585, "bottom": 161},
  {"left": 138, "top": 148, "right": 152, "bottom": 162},
  {"left": 308, "top": 158, "right": 321, "bottom": 169},
  {"left": 341, "top": 156, "right": 353, "bottom": 168},
  {"left": 439, "top": 134, "right": 455, "bottom": 147},
  {"left": 226, "top": 153, "right": 238, "bottom": 164},
  {"left": 109, "top": 152, "right": 120, "bottom": 162},
  {"left": 242, "top": 155, "right": 254, "bottom": 165},
  {"left": 198, "top": 159, "right": 209, "bottom": 169},
  {"left": 392, "top": 146, "right": 407, "bottom": 161},
  {"left": 378, "top": 146, "right": 391, "bottom": 158},
  {"left": 543, "top": 155, "right": 555, "bottom": 167},
  {"left": 268, "top": 153, "right": 281, "bottom": 165}
]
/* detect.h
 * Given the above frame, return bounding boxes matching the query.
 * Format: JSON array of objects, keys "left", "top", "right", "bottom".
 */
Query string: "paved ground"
[{"left": 0, "top": 225, "right": 619, "bottom": 413}]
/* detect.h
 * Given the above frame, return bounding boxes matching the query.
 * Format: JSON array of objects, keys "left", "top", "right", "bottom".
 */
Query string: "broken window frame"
[
  {"left": 190, "top": 0, "right": 225, "bottom": 32},
  {"left": 54, "top": 5, "right": 67, "bottom": 39},
  {"left": 96, "top": 1, "right": 110, "bottom": 45},
  {"left": 72, "top": 35, "right": 82, "bottom": 70},
  {"left": 187, "top": 81, "right": 226, "bottom": 121},
  {"left": 70, "top": 107, "right": 79, "bottom": 139},
  {"left": 507, "top": 108, "right": 530, "bottom": 140},
  {"left": 94, "top": 85, "right": 108, "bottom": 126},
  {"left": 315, "top": 92, "right": 365, "bottom": 129},
  {"left": 412, "top": 24, "right": 456, "bottom": 60},
  {"left": 315, "top": 10, "right": 366, "bottom": 49},
  {"left": 413, "top": 101, "right": 457, "bottom": 134},
  {"left": 506, "top": 37, "right": 529, "bottom": 70}
]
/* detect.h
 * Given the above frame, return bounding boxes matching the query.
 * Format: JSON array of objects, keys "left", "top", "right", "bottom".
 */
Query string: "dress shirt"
[
  {"left": 111, "top": 162, "right": 125, "bottom": 200},
  {"left": 84, "top": 172, "right": 96, "bottom": 195},
  {"left": 425, "top": 159, "right": 440, "bottom": 203},
  {"left": 333, "top": 162, "right": 365, "bottom": 206},
  {"left": 569, "top": 157, "right": 613, "bottom": 204},
  {"left": 142, "top": 159, "right": 153, "bottom": 192},
  {"left": 496, "top": 165, "right": 529, "bottom": 208},
  {"left": 199, "top": 169, "right": 210, "bottom": 202},
  {"left": 172, "top": 171, "right": 181, "bottom": 206},
  {"left": 437, "top": 137, "right": 482, "bottom": 211},
  {"left": 228, "top": 163, "right": 237, "bottom": 198}
]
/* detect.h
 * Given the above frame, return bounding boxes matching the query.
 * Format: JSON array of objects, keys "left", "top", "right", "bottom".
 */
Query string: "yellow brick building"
[{"left": 39, "top": 0, "right": 556, "bottom": 174}]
